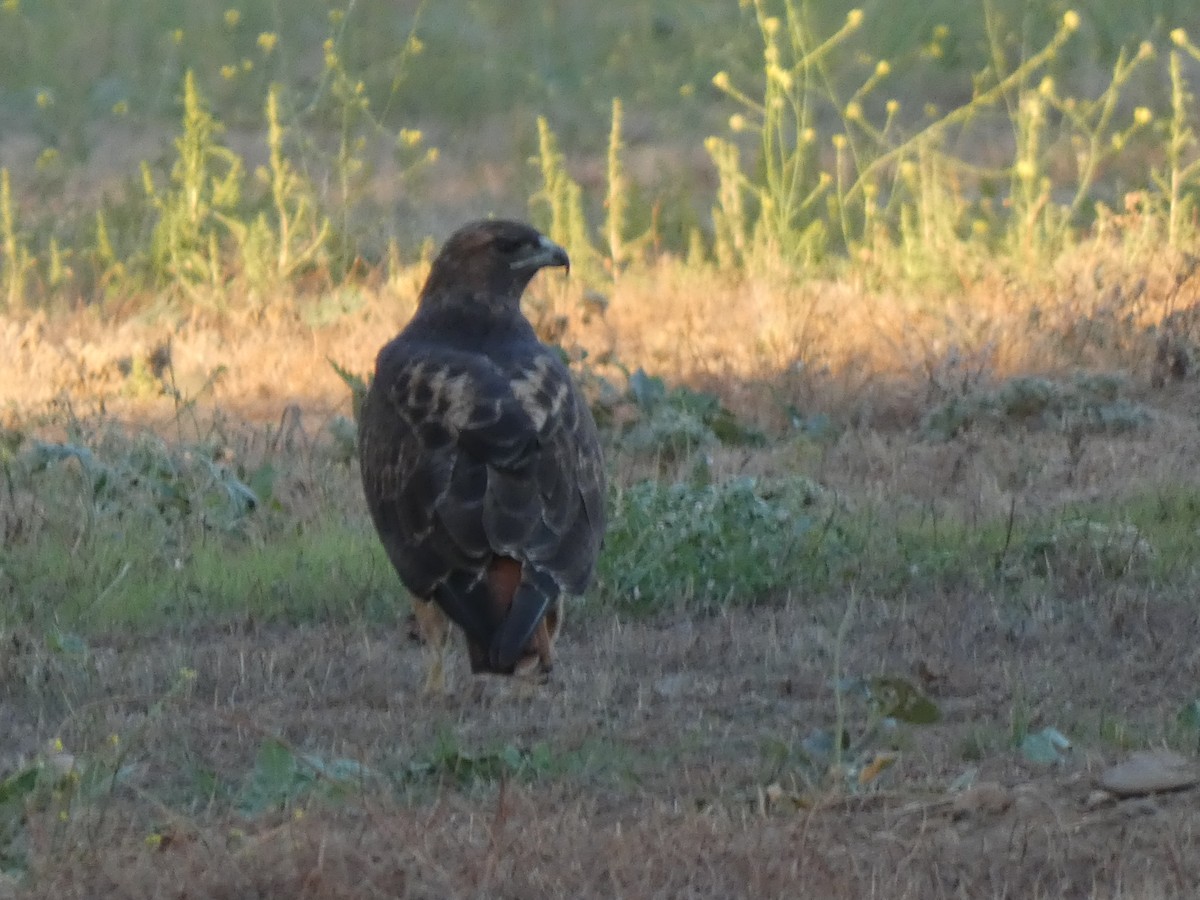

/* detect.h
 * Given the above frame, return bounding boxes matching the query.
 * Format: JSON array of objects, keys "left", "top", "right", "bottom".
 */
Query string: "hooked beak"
[{"left": 511, "top": 234, "right": 570, "bottom": 275}]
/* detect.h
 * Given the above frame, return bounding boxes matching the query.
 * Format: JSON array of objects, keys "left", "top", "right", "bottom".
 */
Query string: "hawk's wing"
[{"left": 359, "top": 338, "right": 605, "bottom": 659}]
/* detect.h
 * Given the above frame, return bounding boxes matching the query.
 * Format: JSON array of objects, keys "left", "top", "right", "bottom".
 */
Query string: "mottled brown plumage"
[{"left": 358, "top": 220, "right": 606, "bottom": 684}]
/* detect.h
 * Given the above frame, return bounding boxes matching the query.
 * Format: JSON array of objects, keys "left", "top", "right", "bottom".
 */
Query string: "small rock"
[{"left": 1098, "top": 750, "right": 1198, "bottom": 798}]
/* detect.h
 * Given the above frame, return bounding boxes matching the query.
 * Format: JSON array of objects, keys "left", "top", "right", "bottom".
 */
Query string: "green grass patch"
[{"left": 6, "top": 416, "right": 1200, "bottom": 638}]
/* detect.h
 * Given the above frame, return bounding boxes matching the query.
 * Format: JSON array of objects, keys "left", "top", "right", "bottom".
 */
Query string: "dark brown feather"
[{"left": 358, "top": 219, "right": 606, "bottom": 675}]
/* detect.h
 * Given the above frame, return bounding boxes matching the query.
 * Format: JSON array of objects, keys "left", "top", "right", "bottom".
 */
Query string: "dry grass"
[
  {"left": 5, "top": 210, "right": 1200, "bottom": 897},
  {"left": 4, "top": 207, "right": 1194, "bottom": 435},
  {"left": 6, "top": 568, "right": 1200, "bottom": 898}
]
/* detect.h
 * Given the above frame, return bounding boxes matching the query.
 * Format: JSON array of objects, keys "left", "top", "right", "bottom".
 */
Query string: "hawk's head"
[{"left": 421, "top": 220, "right": 569, "bottom": 309}]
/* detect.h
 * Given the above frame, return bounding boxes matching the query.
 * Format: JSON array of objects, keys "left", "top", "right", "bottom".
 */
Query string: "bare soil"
[{"left": 4, "top": 549, "right": 1200, "bottom": 898}]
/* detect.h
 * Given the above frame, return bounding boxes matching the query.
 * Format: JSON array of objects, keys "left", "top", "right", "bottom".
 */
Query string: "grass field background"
[{"left": 5, "top": 1, "right": 1200, "bottom": 896}]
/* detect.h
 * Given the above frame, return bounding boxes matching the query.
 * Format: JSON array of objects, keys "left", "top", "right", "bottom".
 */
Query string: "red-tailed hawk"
[{"left": 358, "top": 220, "right": 606, "bottom": 688}]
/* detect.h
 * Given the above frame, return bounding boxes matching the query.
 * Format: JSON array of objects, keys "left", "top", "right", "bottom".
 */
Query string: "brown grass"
[
  {"left": 5, "top": 203, "right": 1192, "bottom": 438},
  {"left": 6, "top": 570, "right": 1200, "bottom": 898}
]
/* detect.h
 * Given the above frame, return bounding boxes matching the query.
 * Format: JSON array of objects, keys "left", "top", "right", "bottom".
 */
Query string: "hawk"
[{"left": 358, "top": 219, "right": 606, "bottom": 689}]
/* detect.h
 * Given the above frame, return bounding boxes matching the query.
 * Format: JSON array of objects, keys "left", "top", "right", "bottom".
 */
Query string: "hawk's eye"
[{"left": 494, "top": 235, "right": 528, "bottom": 255}]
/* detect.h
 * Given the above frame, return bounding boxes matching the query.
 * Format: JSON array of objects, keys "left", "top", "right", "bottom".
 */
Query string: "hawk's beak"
[{"left": 511, "top": 235, "right": 570, "bottom": 275}]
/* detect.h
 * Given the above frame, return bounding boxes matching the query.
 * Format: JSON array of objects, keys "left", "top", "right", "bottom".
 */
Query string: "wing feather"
[{"left": 360, "top": 335, "right": 605, "bottom": 669}]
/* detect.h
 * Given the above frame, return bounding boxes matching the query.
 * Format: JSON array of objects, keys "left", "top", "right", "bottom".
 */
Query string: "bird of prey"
[{"left": 358, "top": 219, "right": 606, "bottom": 689}]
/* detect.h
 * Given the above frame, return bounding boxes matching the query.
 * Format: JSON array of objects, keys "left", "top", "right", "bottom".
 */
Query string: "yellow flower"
[
  {"left": 712, "top": 71, "right": 732, "bottom": 91},
  {"left": 171, "top": 28, "right": 184, "bottom": 45},
  {"left": 728, "top": 114, "right": 747, "bottom": 132},
  {"left": 886, "top": 99, "right": 899, "bottom": 115},
  {"left": 36, "top": 148, "right": 59, "bottom": 171},
  {"left": 875, "top": 60, "right": 890, "bottom": 77},
  {"left": 932, "top": 24, "right": 950, "bottom": 41},
  {"left": 763, "top": 17, "right": 781, "bottom": 37},
  {"left": 845, "top": 101, "right": 862, "bottom": 121},
  {"left": 257, "top": 32, "right": 278, "bottom": 54},
  {"left": 399, "top": 128, "right": 423, "bottom": 147},
  {"left": 1171, "top": 28, "right": 1188, "bottom": 47},
  {"left": 1038, "top": 77, "right": 1054, "bottom": 97},
  {"left": 972, "top": 219, "right": 989, "bottom": 236},
  {"left": 1, "top": 0, "right": 20, "bottom": 12},
  {"left": 846, "top": 9, "right": 864, "bottom": 29},
  {"left": 768, "top": 65, "right": 793, "bottom": 91},
  {"left": 407, "top": 36, "right": 424, "bottom": 55},
  {"left": 1133, "top": 106, "right": 1152, "bottom": 125},
  {"left": 112, "top": 100, "right": 129, "bottom": 116},
  {"left": 329, "top": 8, "right": 344, "bottom": 24},
  {"left": 425, "top": 147, "right": 440, "bottom": 164},
  {"left": 899, "top": 160, "right": 917, "bottom": 181},
  {"left": 801, "top": 127, "right": 816, "bottom": 144},
  {"left": 832, "top": 134, "right": 847, "bottom": 149},
  {"left": 1015, "top": 159, "right": 1036, "bottom": 180},
  {"left": 1062, "top": 10, "right": 1080, "bottom": 32},
  {"left": 35, "top": 90, "right": 52, "bottom": 109},
  {"left": 1137, "top": 41, "right": 1154, "bottom": 60},
  {"left": 679, "top": 83, "right": 695, "bottom": 98},
  {"left": 223, "top": 8, "right": 240, "bottom": 28},
  {"left": 220, "top": 64, "right": 237, "bottom": 80}
]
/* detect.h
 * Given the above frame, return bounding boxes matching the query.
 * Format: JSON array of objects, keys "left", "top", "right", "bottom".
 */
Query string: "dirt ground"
[{"left": 4, "top": 560, "right": 1200, "bottom": 898}]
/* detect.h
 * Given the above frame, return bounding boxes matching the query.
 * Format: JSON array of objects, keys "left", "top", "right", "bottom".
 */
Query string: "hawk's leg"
[
  {"left": 528, "top": 598, "right": 563, "bottom": 674},
  {"left": 412, "top": 597, "right": 450, "bottom": 694}
]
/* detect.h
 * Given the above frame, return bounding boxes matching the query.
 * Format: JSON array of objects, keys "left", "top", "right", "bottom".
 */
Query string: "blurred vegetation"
[{"left": 2, "top": 0, "right": 1200, "bottom": 312}]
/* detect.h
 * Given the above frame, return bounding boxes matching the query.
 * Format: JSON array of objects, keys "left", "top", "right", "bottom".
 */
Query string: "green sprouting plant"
[
  {"left": 760, "top": 662, "right": 940, "bottom": 804},
  {"left": 708, "top": 4, "right": 1092, "bottom": 272},
  {"left": 230, "top": 84, "right": 332, "bottom": 296},
  {"left": 919, "top": 372, "right": 1152, "bottom": 441},
  {"left": 601, "top": 97, "right": 657, "bottom": 275},
  {"left": 143, "top": 70, "right": 244, "bottom": 300},
  {"left": 619, "top": 368, "right": 766, "bottom": 462},
  {"left": 599, "top": 475, "right": 834, "bottom": 613},
  {"left": 534, "top": 103, "right": 656, "bottom": 285},
  {"left": 0, "top": 168, "right": 35, "bottom": 313},
  {"left": 1004, "top": 34, "right": 1155, "bottom": 261},
  {"left": 235, "top": 738, "right": 371, "bottom": 815},
  {"left": 707, "top": 6, "right": 867, "bottom": 268},
  {"left": 606, "top": 97, "right": 631, "bottom": 272},
  {"left": 531, "top": 116, "right": 605, "bottom": 287},
  {"left": 1155, "top": 29, "right": 1200, "bottom": 248},
  {"left": 400, "top": 734, "right": 557, "bottom": 789},
  {"left": 303, "top": 6, "right": 437, "bottom": 269}
]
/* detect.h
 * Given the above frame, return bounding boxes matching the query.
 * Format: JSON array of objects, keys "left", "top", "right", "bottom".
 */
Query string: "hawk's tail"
[{"left": 490, "top": 568, "right": 557, "bottom": 671}]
